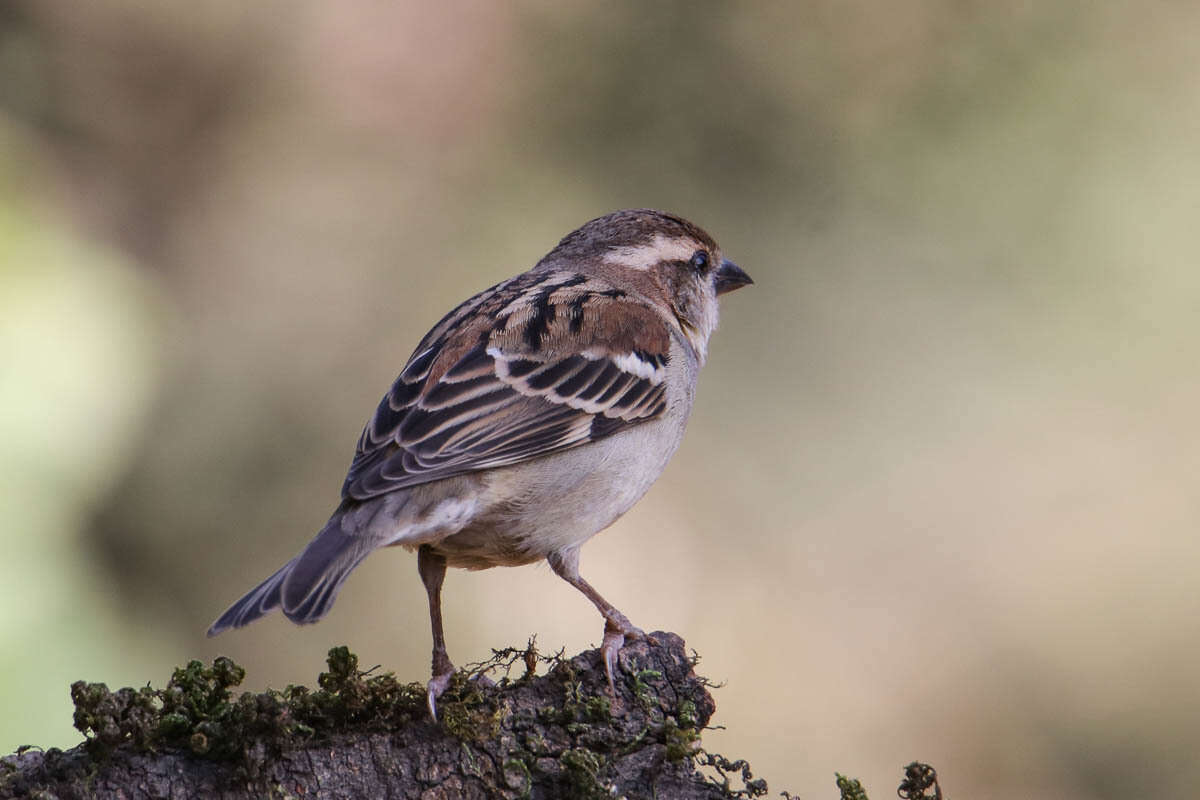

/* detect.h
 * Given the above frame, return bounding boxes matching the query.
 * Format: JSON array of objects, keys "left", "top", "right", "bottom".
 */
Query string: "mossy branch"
[{"left": 1, "top": 633, "right": 943, "bottom": 799}]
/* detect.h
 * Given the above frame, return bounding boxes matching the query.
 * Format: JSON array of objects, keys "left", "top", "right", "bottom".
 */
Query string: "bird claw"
[
  {"left": 601, "top": 616, "right": 650, "bottom": 693},
  {"left": 427, "top": 670, "right": 498, "bottom": 720},
  {"left": 426, "top": 671, "right": 453, "bottom": 721}
]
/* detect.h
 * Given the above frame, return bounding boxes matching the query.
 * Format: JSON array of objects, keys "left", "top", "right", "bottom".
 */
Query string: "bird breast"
[{"left": 427, "top": 340, "right": 698, "bottom": 569}]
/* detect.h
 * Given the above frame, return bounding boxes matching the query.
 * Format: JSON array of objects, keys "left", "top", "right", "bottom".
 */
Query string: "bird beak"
[{"left": 714, "top": 259, "right": 753, "bottom": 295}]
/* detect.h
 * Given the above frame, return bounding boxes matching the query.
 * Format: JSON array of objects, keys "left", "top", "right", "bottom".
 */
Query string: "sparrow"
[{"left": 207, "top": 209, "right": 752, "bottom": 718}]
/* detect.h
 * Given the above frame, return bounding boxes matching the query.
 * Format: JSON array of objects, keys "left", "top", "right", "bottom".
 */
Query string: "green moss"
[
  {"left": 56, "top": 638, "right": 857, "bottom": 799},
  {"left": 836, "top": 772, "right": 870, "bottom": 800},
  {"left": 501, "top": 757, "right": 533, "bottom": 797},
  {"left": 631, "top": 667, "right": 663, "bottom": 709},
  {"left": 439, "top": 675, "right": 504, "bottom": 743},
  {"left": 69, "top": 647, "right": 426, "bottom": 767},
  {"left": 558, "top": 747, "right": 608, "bottom": 799},
  {"left": 582, "top": 694, "right": 610, "bottom": 722},
  {"left": 660, "top": 718, "right": 701, "bottom": 762},
  {"left": 677, "top": 698, "right": 698, "bottom": 728}
]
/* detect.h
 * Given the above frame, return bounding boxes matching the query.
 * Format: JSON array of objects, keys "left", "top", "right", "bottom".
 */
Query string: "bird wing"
[{"left": 341, "top": 270, "right": 676, "bottom": 500}]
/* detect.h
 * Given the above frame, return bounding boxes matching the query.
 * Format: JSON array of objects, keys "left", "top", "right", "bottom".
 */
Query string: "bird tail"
[
  {"left": 279, "top": 513, "right": 375, "bottom": 625},
  {"left": 206, "top": 506, "right": 375, "bottom": 636},
  {"left": 206, "top": 557, "right": 296, "bottom": 636}
]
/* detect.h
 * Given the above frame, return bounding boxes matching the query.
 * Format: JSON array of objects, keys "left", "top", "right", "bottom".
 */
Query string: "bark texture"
[{"left": 1, "top": 632, "right": 765, "bottom": 799}]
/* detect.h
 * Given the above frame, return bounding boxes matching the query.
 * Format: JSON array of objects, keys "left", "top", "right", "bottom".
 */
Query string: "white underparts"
[{"left": 388, "top": 496, "right": 479, "bottom": 546}]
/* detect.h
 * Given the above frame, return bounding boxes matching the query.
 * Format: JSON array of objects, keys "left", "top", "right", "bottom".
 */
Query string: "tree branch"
[{"left": 1, "top": 632, "right": 773, "bottom": 799}]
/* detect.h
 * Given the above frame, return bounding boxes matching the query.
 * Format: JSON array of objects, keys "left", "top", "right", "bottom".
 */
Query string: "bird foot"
[
  {"left": 426, "top": 671, "right": 454, "bottom": 721},
  {"left": 427, "top": 670, "right": 498, "bottom": 720},
  {"left": 601, "top": 616, "right": 655, "bottom": 693}
]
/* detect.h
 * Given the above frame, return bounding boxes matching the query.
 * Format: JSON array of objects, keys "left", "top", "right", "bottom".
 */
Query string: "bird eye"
[{"left": 689, "top": 250, "right": 709, "bottom": 272}]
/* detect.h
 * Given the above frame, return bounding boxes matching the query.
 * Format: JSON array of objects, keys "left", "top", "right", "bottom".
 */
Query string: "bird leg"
[
  {"left": 418, "top": 545, "right": 454, "bottom": 720},
  {"left": 548, "top": 549, "right": 647, "bottom": 693}
]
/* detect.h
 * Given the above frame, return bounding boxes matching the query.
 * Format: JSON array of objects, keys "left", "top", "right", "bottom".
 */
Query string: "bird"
[{"left": 207, "top": 208, "right": 752, "bottom": 718}]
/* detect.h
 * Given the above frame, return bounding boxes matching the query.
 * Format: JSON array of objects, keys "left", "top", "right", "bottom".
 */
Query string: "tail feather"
[
  {"left": 206, "top": 558, "right": 296, "bottom": 636},
  {"left": 279, "top": 515, "right": 375, "bottom": 625},
  {"left": 207, "top": 503, "right": 391, "bottom": 636}
]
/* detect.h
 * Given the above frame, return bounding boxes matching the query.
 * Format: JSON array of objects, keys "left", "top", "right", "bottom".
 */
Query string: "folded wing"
[{"left": 342, "top": 271, "right": 675, "bottom": 500}]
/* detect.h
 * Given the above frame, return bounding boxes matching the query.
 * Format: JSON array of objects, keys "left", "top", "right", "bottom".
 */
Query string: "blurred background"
[{"left": 1, "top": 2, "right": 1198, "bottom": 798}]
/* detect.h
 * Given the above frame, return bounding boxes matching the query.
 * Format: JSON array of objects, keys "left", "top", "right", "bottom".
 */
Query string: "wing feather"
[{"left": 340, "top": 271, "right": 675, "bottom": 500}]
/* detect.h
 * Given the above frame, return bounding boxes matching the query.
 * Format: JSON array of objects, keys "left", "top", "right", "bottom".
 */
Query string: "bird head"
[{"left": 537, "top": 209, "right": 752, "bottom": 360}]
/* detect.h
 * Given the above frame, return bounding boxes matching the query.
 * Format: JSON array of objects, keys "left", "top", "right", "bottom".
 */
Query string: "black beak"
[{"left": 714, "top": 259, "right": 753, "bottom": 295}]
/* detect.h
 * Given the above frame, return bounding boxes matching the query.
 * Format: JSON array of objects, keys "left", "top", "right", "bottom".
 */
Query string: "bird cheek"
[{"left": 671, "top": 286, "right": 707, "bottom": 325}]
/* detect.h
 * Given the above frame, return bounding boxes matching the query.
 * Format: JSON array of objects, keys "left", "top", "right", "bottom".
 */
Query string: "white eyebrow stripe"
[{"left": 602, "top": 233, "right": 698, "bottom": 271}]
